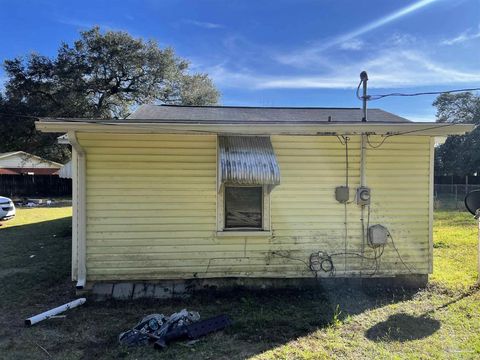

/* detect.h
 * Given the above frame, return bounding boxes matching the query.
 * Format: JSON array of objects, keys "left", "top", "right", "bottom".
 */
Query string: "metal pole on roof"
[{"left": 360, "top": 71, "right": 368, "bottom": 122}]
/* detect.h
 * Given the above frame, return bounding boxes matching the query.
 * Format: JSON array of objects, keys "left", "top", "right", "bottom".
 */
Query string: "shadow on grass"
[
  {"left": 365, "top": 313, "right": 441, "bottom": 342},
  {"left": 364, "top": 285, "right": 480, "bottom": 343}
]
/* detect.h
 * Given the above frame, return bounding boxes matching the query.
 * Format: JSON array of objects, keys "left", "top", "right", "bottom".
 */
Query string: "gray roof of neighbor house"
[{"left": 125, "top": 104, "right": 412, "bottom": 123}]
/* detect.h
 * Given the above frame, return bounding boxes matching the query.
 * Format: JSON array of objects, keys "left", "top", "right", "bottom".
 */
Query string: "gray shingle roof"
[{"left": 126, "top": 104, "right": 411, "bottom": 124}]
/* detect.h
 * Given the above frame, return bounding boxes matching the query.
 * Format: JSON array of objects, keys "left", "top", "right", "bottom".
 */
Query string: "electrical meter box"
[
  {"left": 356, "top": 186, "right": 371, "bottom": 205},
  {"left": 368, "top": 224, "right": 389, "bottom": 248},
  {"left": 335, "top": 186, "right": 350, "bottom": 203}
]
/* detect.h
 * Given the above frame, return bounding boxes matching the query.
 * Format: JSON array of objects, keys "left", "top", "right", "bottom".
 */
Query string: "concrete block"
[
  {"left": 154, "top": 284, "right": 173, "bottom": 299},
  {"left": 92, "top": 283, "right": 113, "bottom": 299},
  {"left": 112, "top": 283, "right": 133, "bottom": 300},
  {"left": 173, "top": 282, "right": 188, "bottom": 297},
  {"left": 133, "top": 283, "right": 155, "bottom": 299}
]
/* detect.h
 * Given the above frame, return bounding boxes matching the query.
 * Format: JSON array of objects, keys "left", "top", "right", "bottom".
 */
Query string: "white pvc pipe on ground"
[{"left": 25, "top": 298, "right": 86, "bottom": 326}]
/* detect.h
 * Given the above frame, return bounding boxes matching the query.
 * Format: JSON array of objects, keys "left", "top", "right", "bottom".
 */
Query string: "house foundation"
[{"left": 80, "top": 275, "right": 428, "bottom": 300}]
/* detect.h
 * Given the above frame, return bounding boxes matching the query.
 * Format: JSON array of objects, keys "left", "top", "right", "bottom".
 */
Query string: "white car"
[{"left": 0, "top": 196, "right": 15, "bottom": 221}]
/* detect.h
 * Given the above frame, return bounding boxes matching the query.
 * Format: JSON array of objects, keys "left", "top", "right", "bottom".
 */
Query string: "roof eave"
[{"left": 35, "top": 121, "right": 475, "bottom": 137}]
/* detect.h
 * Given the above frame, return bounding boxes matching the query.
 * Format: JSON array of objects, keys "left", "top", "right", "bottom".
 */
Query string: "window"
[
  {"left": 224, "top": 186, "right": 262, "bottom": 229},
  {"left": 216, "top": 184, "right": 271, "bottom": 235}
]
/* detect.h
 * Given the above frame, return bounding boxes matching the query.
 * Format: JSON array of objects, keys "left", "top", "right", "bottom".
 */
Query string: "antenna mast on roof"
[{"left": 360, "top": 71, "right": 368, "bottom": 122}]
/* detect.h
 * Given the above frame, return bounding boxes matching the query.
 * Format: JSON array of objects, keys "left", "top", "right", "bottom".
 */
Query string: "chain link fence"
[{"left": 434, "top": 184, "right": 480, "bottom": 210}]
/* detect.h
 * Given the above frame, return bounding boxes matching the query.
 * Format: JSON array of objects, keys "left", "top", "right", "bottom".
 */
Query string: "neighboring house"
[
  {"left": 58, "top": 161, "right": 72, "bottom": 179},
  {"left": 57, "top": 134, "right": 72, "bottom": 179},
  {"left": 0, "top": 151, "right": 62, "bottom": 175},
  {"left": 36, "top": 105, "right": 473, "bottom": 298}
]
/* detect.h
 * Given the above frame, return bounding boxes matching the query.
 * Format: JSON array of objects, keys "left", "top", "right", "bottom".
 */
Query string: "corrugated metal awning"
[{"left": 218, "top": 136, "right": 280, "bottom": 186}]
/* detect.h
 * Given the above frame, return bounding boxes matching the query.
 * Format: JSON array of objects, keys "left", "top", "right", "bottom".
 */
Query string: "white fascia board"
[{"left": 36, "top": 121, "right": 475, "bottom": 137}]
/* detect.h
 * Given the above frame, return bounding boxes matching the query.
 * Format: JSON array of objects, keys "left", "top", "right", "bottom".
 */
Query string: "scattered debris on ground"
[
  {"left": 13, "top": 198, "right": 72, "bottom": 208},
  {"left": 119, "top": 309, "right": 231, "bottom": 350}
]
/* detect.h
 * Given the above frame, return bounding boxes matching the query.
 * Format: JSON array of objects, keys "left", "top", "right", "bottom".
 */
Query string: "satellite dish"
[{"left": 464, "top": 190, "right": 480, "bottom": 216}]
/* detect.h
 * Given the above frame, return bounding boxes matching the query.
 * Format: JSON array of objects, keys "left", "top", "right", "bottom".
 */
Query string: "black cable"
[
  {"left": 328, "top": 250, "right": 384, "bottom": 261},
  {"left": 367, "top": 204, "right": 371, "bottom": 235},
  {"left": 336, "top": 135, "right": 345, "bottom": 145},
  {"left": 386, "top": 121, "right": 461, "bottom": 137},
  {"left": 365, "top": 121, "right": 469, "bottom": 149},
  {"left": 387, "top": 231, "right": 414, "bottom": 274},
  {"left": 335, "top": 134, "right": 351, "bottom": 272},
  {"left": 344, "top": 136, "right": 349, "bottom": 187},
  {"left": 367, "top": 87, "right": 480, "bottom": 101},
  {"left": 275, "top": 245, "right": 386, "bottom": 278},
  {"left": 271, "top": 251, "right": 311, "bottom": 270},
  {"left": 360, "top": 206, "right": 366, "bottom": 269},
  {"left": 366, "top": 134, "right": 390, "bottom": 149},
  {"left": 335, "top": 135, "right": 350, "bottom": 187},
  {"left": 319, "top": 248, "right": 385, "bottom": 277},
  {"left": 356, "top": 79, "right": 365, "bottom": 101},
  {"left": 343, "top": 203, "right": 348, "bottom": 273}
]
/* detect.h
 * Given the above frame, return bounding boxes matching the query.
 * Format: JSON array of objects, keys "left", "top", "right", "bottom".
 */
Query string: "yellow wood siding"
[
  {"left": 78, "top": 133, "right": 431, "bottom": 281},
  {"left": 271, "top": 135, "right": 431, "bottom": 277}
]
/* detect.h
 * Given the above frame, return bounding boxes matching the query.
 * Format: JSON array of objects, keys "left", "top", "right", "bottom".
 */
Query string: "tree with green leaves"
[
  {"left": 434, "top": 92, "right": 480, "bottom": 176},
  {"left": 0, "top": 27, "right": 220, "bottom": 162}
]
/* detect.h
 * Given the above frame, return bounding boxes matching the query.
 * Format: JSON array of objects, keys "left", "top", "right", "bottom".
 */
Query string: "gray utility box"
[
  {"left": 335, "top": 186, "right": 350, "bottom": 203},
  {"left": 368, "top": 224, "right": 389, "bottom": 248}
]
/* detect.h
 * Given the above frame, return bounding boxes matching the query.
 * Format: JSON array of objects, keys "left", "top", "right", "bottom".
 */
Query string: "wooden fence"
[{"left": 0, "top": 175, "right": 72, "bottom": 197}]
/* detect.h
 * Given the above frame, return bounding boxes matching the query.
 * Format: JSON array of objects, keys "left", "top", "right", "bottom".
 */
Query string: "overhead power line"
[
  {"left": 354, "top": 71, "right": 475, "bottom": 148},
  {"left": 365, "top": 87, "right": 480, "bottom": 101}
]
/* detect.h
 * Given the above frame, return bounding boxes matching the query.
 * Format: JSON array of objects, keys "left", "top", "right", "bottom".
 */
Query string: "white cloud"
[
  {"left": 57, "top": 17, "right": 96, "bottom": 29},
  {"left": 441, "top": 26, "right": 480, "bottom": 45},
  {"left": 56, "top": 17, "right": 126, "bottom": 32},
  {"left": 277, "top": 0, "right": 438, "bottom": 66},
  {"left": 184, "top": 20, "right": 224, "bottom": 29},
  {"left": 189, "top": 0, "right": 477, "bottom": 94},
  {"left": 206, "top": 48, "right": 480, "bottom": 90},
  {"left": 387, "top": 33, "right": 417, "bottom": 46},
  {"left": 339, "top": 39, "right": 364, "bottom": 50}
]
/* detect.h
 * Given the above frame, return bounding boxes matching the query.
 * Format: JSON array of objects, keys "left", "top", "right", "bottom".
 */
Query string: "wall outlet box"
[{"left": 335, "top": 186, "right": 350, "bottom": 203}]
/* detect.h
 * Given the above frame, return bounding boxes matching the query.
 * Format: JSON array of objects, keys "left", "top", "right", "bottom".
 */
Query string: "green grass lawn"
[{"left": 0, "top": 208, "right": 478, "bottom": 359}]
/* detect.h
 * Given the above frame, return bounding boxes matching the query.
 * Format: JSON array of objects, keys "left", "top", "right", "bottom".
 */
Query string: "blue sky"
[{"left": 0, "top": 0, "right": 479, "bottom": 121}]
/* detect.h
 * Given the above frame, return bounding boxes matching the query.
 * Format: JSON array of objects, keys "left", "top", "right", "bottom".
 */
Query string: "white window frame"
[{"left": 216, "top": 184, "right": 271, "bottom": 236}]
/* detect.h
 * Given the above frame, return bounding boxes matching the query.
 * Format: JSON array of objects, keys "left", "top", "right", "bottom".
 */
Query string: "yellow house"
[{"left": 36, "top": 105, "right": 473, "bottom": 299}]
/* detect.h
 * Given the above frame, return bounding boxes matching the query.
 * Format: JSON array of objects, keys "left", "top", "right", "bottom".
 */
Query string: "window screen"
[{"left": 225, "top": 187, "right": 262, "bottom": 229}]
